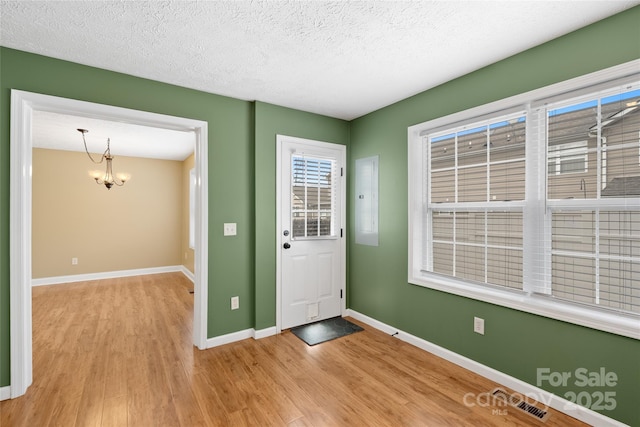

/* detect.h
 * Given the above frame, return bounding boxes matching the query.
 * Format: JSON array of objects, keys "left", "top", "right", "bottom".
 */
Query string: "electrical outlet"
[
  {"left": 474, "top": 317, "right": 485, "bottom": 335},
  {"left": 231, "top": 296, "right": 239, "bottom": 310},
  {"left": 223, "top": 223, "right": 237, "bottom": 236},
  {"left": 71, "top": 257, "right": 78, "bottom": 265}
]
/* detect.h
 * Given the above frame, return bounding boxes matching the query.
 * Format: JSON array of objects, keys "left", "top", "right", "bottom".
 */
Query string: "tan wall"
[
  {"left": 181, "top": 153, "right": 195, "bottom": 274},
  {"left": 32, "top": 148, "right": 184, "bottom": 278}
]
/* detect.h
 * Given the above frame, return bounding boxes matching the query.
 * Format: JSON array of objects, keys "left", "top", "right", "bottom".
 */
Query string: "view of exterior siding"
[
  {"left": 424, "top": 86, "right": 640, "bottom": 314},
  {"left": 549, "top": 89, "right": 640, "bottom": 313},
  {"left": 428, "top": 113, "right": 526, "bottom": 290}
]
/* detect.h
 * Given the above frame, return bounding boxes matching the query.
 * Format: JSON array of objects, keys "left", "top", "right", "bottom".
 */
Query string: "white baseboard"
[
  {"left": 181, "top": 266, "right": 195, "bottom": 283},
  {"left": 346, "top": 309, "right": 628, "bottom": 427},
  {"left": 205, "top": 326, "right": 277, "bottom": 349},
  {"left": 0, "top": 386, "right": 11, "bottom": 401},
  {"left": 254, "top": 326, "right": 277, "bottom": 339},
  {"left": 31, "top": 266, "right": 185, "bottom": 287},
  {"left": 206, "top": 328, "right": 254, "bottom": 348}
]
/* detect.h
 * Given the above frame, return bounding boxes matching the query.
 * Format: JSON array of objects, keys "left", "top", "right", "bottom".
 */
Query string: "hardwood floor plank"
[
  {"left": 1, "top": 272, "right": 589, "bottom": 427},
  {"left": 47, "top": 394, "right": 82, "bottom": 427},
  {"left": 101, "top": 395, "right": 128, "bottom": 427},
  {"left": 190, "top": 371, "right": 235, "bottom": 427},
  {"left": 104, "top": 349, "right": 128, "bottom": 400}
]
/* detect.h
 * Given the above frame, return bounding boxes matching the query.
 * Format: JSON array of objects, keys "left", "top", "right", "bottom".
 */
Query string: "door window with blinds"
[
  {"left": 409, "top": 66, "right": 640, "bottom": 338},
  {"left": 291, "top": 155, "right": 337, "bottom": 239}
]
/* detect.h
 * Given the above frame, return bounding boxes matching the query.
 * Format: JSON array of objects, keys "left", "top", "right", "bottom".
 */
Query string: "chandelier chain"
[{"left": 80, "top": 130, "right": 110, "bottom": 164}]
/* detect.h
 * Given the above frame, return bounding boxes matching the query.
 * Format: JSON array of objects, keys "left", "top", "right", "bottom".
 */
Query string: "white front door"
[{"left": 277, "top": 135, "right": 346, "bottom": 330}]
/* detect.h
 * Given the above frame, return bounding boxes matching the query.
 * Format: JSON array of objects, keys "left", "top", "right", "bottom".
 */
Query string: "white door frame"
[
  {"left": 275, "top": 134, "right": 346, "bottom": 333},
  {"left": 9, "top": 90, "right": 209, "bottom": 398}
]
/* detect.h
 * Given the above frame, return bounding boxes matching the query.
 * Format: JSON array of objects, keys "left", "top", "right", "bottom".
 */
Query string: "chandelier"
[{"left": 77, "top": 128, "right": 129, "bottom": 189}]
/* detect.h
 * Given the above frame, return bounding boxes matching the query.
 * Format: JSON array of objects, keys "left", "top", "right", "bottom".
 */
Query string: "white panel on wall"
[{"left": 355, "top": 155, "right": 379, "bottom": 246}]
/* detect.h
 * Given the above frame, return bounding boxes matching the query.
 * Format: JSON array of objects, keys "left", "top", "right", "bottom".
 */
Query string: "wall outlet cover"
[
  {"left": 474, "top": 317, "right": 485, "bottom": 335},
  {"left": 223, "top": 223, "right": 237, "bottom": 236}
]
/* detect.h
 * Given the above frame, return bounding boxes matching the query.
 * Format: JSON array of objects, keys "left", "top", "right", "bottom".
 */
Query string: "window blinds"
[{"left": 291, "top": 155, "right": 336, "bottom": 239}]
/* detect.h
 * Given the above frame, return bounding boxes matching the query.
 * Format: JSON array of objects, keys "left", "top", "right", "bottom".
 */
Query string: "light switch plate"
[{"left": 223, "top": 223, "right": 237, "bottom": 236}]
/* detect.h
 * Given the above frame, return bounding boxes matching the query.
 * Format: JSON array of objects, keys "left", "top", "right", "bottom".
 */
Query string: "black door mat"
[{"left": 290, "top": 316, "right": 363, "bottom": 346}]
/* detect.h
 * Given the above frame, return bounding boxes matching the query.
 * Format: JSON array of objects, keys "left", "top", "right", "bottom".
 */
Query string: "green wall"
[
  {"left": 254, "top": 101, "right": 349, "bottom": 330},
  {"left": 0, "top": 47, "right": 254, "bottom": 381},
  {"left": 0, "top": 48, "right": 349, "bottom": 389},
  {"left": 348, "top": 7, "right": 640, "bottom": 425},
  {"left": 1, "top": 5, "right": 639, "bottom": 425}
]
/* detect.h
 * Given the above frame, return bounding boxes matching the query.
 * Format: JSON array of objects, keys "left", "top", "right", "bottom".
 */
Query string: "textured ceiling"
[
  {"left": 2, "top": 1, "right": 638, "bottom": 122},
  {"left": 32, "top": 110, "right": 195, "bottom": 161},
  {"left": 2, "top": 1, "right": 638, "bottom": 159}
]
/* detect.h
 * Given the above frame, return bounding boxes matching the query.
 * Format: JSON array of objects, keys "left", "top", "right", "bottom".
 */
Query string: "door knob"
[{"left": 283, "top": 242, "right": 291, "bottom": 249}]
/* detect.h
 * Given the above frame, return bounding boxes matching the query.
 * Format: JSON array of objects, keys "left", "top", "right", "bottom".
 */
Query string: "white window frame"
[{"left": 408, "top": 60, "right": 640, "bottom": 340}]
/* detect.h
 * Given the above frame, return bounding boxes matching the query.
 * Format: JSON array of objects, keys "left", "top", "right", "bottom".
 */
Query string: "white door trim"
[
  {"left": 275, "top": 134, "right": 346, "bottom": 333},
  {"left": 9, "top": 90, "right": 209, "bottom": 398}
]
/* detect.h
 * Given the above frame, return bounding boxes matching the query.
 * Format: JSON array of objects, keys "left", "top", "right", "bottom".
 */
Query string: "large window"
[{"left": 408, "top": 62, "right": 640, "bottom": 339}]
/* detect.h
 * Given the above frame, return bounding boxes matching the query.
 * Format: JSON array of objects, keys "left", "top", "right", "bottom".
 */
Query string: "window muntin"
[
  {"left": 429, "top": 211, "right": 523, "bottom": 288},
  {"left": 430, "top": 117, "right": 526, "bottom": 204},
  {"left": 551, "top": 210, "right": 640, "bottom": 313},
  {"left": 548, "top": 89, "right": 640, "bottom": 200},
  {"left": 291, "top": 155, "right": 336, "bottom": 239}
]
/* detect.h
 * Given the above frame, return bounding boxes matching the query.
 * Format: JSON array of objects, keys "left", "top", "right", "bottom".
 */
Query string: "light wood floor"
[{"left": 1, "top": 273, "right": 587, "bottom": 426}]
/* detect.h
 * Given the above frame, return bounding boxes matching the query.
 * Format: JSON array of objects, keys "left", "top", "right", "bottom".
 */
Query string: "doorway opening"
[{"left": 9, "top": 90, "right": 209, "bottom": 398}]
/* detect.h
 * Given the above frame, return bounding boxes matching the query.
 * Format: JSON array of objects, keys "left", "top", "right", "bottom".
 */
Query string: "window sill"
[{"left": 409, "top": 273, "right": 640, "bottom": 340}]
